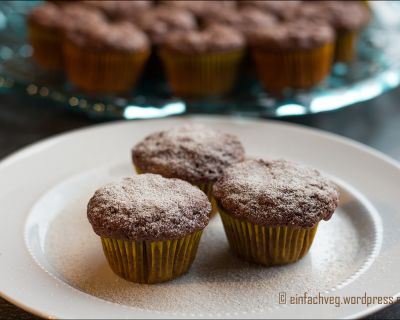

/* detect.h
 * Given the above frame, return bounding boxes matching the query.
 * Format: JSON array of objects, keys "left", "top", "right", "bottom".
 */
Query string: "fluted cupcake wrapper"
[
  {"left": 135, "top": 166, "right": 217, "bottom": 217},
  {"left": 101, "top": 231, "right": 203, "bottom": 284},
  {"left": 28, "top": 23, "right": 64, "bottom": 71},
  {"left": 252, "top": 43, "right": 334, "bottom": 93},
  {"left": 159, "top": 48, "right": 244, "bottom": 98},
  {"left": 63, "top": 41, "right": 150, "bottom": 93},
  {"left": 197, "top": 182, "right": 217, "bottom": 217},
  {"left": 219, "top": 209, "right": 318, "bottom": 266},
  {"left": 334, "top": 30, "right": 359, "bottom": 63}
]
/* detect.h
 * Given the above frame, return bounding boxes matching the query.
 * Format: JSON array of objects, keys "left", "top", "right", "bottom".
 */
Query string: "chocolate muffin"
[
  {"left": 161, "top": 0, "right": 237, "bottom": 17},
  {"left": 248, "top": 19, "right": 334, "bottom": 51},
  {"left": 200, "top": 6, "right": 277, "bottom": 79},
  {"left": 249, "top": 19, "right": 334, "bottom": 93},
  {"left": 290, "top": 1, "right": 369, "bottom": 62},
  {"left": 159, "top": 25, "right": 245, "bottom": 97},
  {"left": 201, "top": 7, "right": 277, "bottom": 40},
  {"left": 213, "top": 159, "right": 339, "bottom": 266},
  {"left": 134, "top": 6, "right": 197, "bottom": 46},
  {"left": 63, "top": 20, "right": 150, "bottom": 93},
  {"left": 128, "top": 6, "right": 197, "bottom": 80},
  {"left": 305, "top": 1, "right": 370, "bottom": 62},
  {"left": 162, "top": 25, "right": 244, "bottom": 54},
  {"left": 81, "top": 0, "right": 152, "bottom": 21},
  {"left": 28, "top": 3, "right": 106, "bottom": 70},
  {"left": 27, "top": 3, "right": 65, "bottom": 70},
  {"left": 60, "top": 4, "right": 107, "bottom": 32},
  {"left": 28, "top": 3, "right": 62, "bottom": 29},
  {"left": 239, "top": 0, "right": 302, "bottom": 21},
  {"left": 87, "top": 174, "right": 211, "bottom": 283},
  {"left": 132, "top": 123, "right": 245, "bottom": 215},
  {"left": 199, "top": 7, "right": 242, "bottom": 28},
  {"left": 320, "top": 1, "right": 370, "bottom": 32}
]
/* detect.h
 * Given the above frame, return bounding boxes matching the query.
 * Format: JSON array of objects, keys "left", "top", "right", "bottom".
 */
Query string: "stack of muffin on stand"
[{"left": 28, "top": 1, "right": 370, "bottom": 96}]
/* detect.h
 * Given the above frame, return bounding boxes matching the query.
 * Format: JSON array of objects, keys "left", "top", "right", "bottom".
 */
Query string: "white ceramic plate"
[{"left": 1, "top": 116, "right": 399, "bottom": 319}]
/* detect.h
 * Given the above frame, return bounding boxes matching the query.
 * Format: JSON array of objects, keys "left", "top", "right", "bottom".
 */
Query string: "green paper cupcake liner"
[
  {"left": 219, "top": 209, "right": 318, "bottom": 266},
  {"left": 334, "top": 30, "right": 359, "bottom": 62},
  {"left": 101, "top": 231, "right": 203, "bottom": 284},
  {"left": 197, "top": 182, "right": 217, "bottom": 217},
  {"left": 63, "top": 40, "right": 150, "bottom": 93},
  {"left": 159, "top": 48, "right": 244, "bottom": 98},
  {"left": 28, "top": 22, "right": 64, "bottom": 71},
  {"left": 252, "top": 43, "right": 334, "bottom": 93}
]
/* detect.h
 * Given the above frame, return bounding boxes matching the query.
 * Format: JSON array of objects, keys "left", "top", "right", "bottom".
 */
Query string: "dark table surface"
[{"left": 0, "top": 89, "right": 399, "bottom": 319}]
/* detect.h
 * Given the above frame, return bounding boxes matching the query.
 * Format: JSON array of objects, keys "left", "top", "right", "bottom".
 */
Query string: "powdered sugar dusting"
[
  {"left": 45, "top": 186, "right": 374, "bottom": 316},
  {"left": 87, "top": 174, "right": 211, "bottom": 240},
  {"left": 132, "top": 124, "right": 245, "bottom": 184},
  {"left": 213, "top": 159, "right": 339, "bottom": 228}
]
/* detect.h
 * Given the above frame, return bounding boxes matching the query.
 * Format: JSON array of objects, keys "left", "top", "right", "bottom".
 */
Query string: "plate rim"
[
  {"left": 1, "top": 116, "right": 399, "bottom": 173},
  {"left": 1, "top": 115, "right": 400, "bottom": 319}
]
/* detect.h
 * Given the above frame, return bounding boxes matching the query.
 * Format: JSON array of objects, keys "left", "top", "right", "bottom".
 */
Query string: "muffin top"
[
  {"left": 237, "top": 7, "right": 278, "bottom": 35},
  {"left": 87, "top": 174, "right": 211, "bottom": 241},
  {"left": 294, "top": 2, "right": 327, "bottom": 21},
  {"left": 65, "top": 21, "right": 149, "bottom": 52},
  {"left": 134, "top": 6, "right": 197, "bottom": 45},
  {"left": 161, "top": 1, "right": 237, "bottom": 17},
  {"left": 81, "top": 0, "right": 152, "bottom": 20},
  {"left": 59, "top": 4, "right": 107, "bottom": 32},
  {"left": 213, "top": 159, "right": 339, "bottom": 228},
  {"left": 318, "top": 1, "right": 370, "bottom": 31},
  {"left": 28, "top": 3, "right": 65, "bottom": 29},
  {"left": 28, "top": 3, "right": 107, "bottom": 33},
  {"left": 248, "top": 19, "right": 334, "bottom": 50},
  {"left": 162, "top": 25, "right": 245, "bottom": 53},
  {"left": 200, "top": 7, "right": 242, "bottom": 28},
  {"left": 239, "top": 0, "right": 302, "bottom": 20},
  {"left": 132, "top": 124, "right": 245, "bottom": 184},
  {"left": 294, "top": 1, "right": 369, "bottom": 31},
  {"left": 202, "top": 7, "right": 277, "bottom": 38}
]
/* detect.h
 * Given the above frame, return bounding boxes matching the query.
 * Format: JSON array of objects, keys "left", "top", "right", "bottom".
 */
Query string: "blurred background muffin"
[
  {"left": 27, "top": 2, "right": 106, "bottom": 71},
  {"left": 132, "top": 5, "right": 198, "bottom": 79},
  {"left": 26, "top": 0, "right": 372, "bottom": 96},
  {"left": 161, "top": 0, "right": 237, "bottom": 19},
  {"left": 199, "top": 6, "right": 277, "bottom": 78},
  {"left": 27, "top": 3, "right": 66, "bottom": 71},
  {"left": 160, "top": 25, "right": 245, "bottom": 98},
  {"left": 200, "top": 6, "right": 277, "bottom": 40},
  {"left": 81, "top": 0, "right": 152, "bottom": 21},
  {"left": 294, "top": 1, "right": 370, "bottom": 62},
  {"left": 134, "top": 5, "right": 197, "bottom": 46},
  {"left": 63, "top": 21, "right": 150, "bottom": 93},
  {"left": 238, "top": 0, "right": 302, "bottom": 21},
  {"left": 249, "top": 19, "right": 335, "bottom": 93},
  {"left": 318, "top": 1, "right": 370, "bottom": 62}
]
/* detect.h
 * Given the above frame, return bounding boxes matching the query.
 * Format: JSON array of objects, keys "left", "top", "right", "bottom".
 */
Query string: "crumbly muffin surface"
[
  {"left": 87, "top": 174, "right": 211, "bottom": 241},
  {"left": 213, "top": 159, "right": 339, "bottom": 228},
  {"left": 132, "top": 124, "right": 245, "bottom": 183}
]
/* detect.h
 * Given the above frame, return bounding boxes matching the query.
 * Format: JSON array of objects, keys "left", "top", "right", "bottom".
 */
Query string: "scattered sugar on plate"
[{"left": 44, "top": 186, "right": 373, "bottom": 316}]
